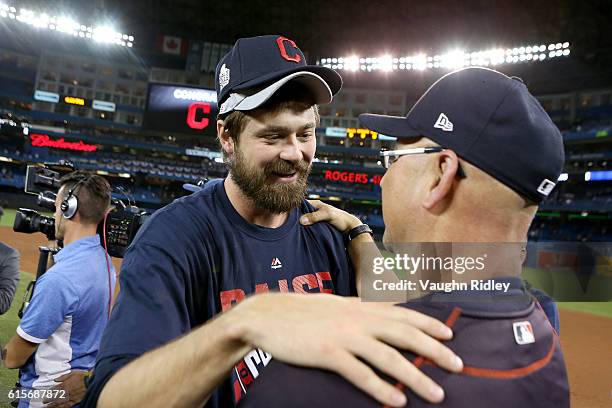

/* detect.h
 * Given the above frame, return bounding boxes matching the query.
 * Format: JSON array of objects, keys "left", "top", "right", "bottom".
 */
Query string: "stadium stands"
[{"left": 0, "top": 14, "right": 611, "bottom": 242}]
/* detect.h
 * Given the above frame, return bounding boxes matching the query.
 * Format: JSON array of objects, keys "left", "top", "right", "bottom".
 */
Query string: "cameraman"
[{"left": 1, "top": 170, "right": 115, "bottom": 408}]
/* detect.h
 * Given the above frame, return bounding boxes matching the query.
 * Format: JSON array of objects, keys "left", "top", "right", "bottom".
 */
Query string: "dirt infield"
[
  {"left": 559, "top": 309, "right": 612, "bottom": 407},
  {"left": 1, "top": 226, "right": 610, "bottom": 407}
]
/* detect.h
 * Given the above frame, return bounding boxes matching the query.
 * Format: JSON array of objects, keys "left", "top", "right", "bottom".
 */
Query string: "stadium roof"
[
  {"left": 13, "top": 0, "right": 611, "bottom": 55},
  {"left": 9, "top": 0, "right": 612, "bottom": 94}
]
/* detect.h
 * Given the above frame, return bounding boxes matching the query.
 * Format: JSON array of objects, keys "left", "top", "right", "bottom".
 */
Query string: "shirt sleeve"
[
  {"left": 0, "top": 247, "right": 20, "bottom": 315},
  {"left": 82, "top": 240, "right": 196, "bottom": 407},
  {"left": 529, "top": 287, "right": 560, "bottom": 334},
  {"left": 322, "top": 225, "right": 356, "bottom": 297},
  {"left": 301, "top": 201, "right": 357, "bottom": 297},
  {"left": 17, "top": 270, "right": 78, "bottom": 343}
]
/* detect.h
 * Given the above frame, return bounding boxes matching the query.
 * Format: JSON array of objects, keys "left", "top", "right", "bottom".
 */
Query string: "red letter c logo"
[
  {"left": 186, "top": 102, "right": 210, "bottom": 130},
  {"left": 276, "top": 36, "right": 302, "bottom": 63}
]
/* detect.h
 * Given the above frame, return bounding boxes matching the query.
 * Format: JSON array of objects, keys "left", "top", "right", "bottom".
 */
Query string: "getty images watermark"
[
  {"left": 370, "top": 252, "right": 513, "bottom": 293},
  {"left": 358, "top": 242, "right": 612, "bottom": 302}
]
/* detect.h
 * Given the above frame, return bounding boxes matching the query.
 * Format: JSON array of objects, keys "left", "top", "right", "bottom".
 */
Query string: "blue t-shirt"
[
  {"left": 17, "top": 235, "right": 116, "bottom": 408},
  {"left": 82, "top": 179, "right": 355, "bottom": 408}
]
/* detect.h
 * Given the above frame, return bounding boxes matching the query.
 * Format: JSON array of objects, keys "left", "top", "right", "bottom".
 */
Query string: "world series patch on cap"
[
  {"left": 360, "top": 67, "right": 565, "bottom": 203},
  {"left": 215, "top": 35, "right": 342, "bottom": 115}
]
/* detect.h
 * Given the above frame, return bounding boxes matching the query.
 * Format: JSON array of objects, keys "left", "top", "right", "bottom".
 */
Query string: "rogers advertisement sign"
[
  {"left": 31, "top": 133, "right": 97, "bottom": 152},
  {"left": 143, "top": 84, "right": 219, "bottom": 136},
  {"left": 324, "top": 170, "right": 382, "bottom": 185}
]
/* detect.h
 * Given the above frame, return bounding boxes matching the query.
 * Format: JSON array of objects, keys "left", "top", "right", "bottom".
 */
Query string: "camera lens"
[{"left": 13, "top": 208, "right": 55, "bottom": 240}]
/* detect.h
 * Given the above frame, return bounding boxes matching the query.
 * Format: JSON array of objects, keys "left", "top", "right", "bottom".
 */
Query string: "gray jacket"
[{"left": 0, "top": 242, "right": 20, "bottom": 314}]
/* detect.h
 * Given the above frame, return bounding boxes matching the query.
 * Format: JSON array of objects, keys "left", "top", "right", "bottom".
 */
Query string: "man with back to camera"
[
  {"left": 1, "top": 170, "right": 116, "bottom": 408},
  {"left": 239, "top": 67, "right": 570, "bottom": 407},
  {"left": 0, "top": 241, "right": 20, "bottom": 315},
  {"left": 83, "top": 35, "right": 465, "bottom": 408}
]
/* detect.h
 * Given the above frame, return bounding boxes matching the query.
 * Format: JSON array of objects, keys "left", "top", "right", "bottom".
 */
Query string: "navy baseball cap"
[
  {"left": 215, "top": 35, "right": 342, "bottom": 115},
  {"left": 360, "top": 67, "right": 565, "bottom": 203}
]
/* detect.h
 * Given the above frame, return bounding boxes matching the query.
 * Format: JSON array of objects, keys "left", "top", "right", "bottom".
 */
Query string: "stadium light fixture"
[
  {"left": 440, "top": 50, "right": 466, "bottom": 69},
  {"left": 319, "top": 41, "right": 571, "bottom": 72},
  {"left": 0, "top": 3, "right": 134, "bottom": 47},
  {"left": 345, "top": 55, "right": 359, "bottom": 71},
  {"left": 378, "top": 55, "right": 393, "bottom": 72},
  {"left": 413, "top": 54, "right": 427, "bottom": 70}
]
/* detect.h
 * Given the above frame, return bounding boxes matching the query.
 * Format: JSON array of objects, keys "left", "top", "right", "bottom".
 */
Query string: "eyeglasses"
[
  {"left": 379, "top": 146, "right": 443, "bottom": 169},
  {"left": 379, "top": 146, "right": 467, "bottom": 178}
]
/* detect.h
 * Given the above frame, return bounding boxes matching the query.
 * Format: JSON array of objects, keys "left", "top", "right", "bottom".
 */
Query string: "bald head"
[{"left": 451, "top": 159, "right": 538, "bottom": 236}]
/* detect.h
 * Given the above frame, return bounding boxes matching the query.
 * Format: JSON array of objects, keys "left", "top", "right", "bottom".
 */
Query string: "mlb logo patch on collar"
[{"left": 513, "top": 321, "right": 535, "bottom": 345}]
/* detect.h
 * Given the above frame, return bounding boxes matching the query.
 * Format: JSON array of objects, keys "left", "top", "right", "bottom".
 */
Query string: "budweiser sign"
[{"left": 30, "top": 133, "right": 97, "bottom": 152}]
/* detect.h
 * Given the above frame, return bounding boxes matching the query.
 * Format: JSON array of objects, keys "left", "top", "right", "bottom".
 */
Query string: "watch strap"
[{"left": 346, "top": 224, "right": 373, "bottom": 242}]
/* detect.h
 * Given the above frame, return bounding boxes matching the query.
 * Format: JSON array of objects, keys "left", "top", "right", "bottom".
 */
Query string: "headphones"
[{"left": 60, "top": 177, "right": 88, "bottom": 219}]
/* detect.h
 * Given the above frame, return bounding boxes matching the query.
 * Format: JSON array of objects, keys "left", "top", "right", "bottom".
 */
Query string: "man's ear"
[
  {"left": 217, "top": 119, "right": 234, "bottom": 156},
  {"left": 422, "top": 150, "right": 460, "bottom": 210}
]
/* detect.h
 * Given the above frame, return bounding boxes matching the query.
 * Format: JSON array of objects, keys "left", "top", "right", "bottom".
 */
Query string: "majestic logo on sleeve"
[
  {"left": 434, "top": 113, "right": 454, "bottom": 132},
  {"left": 218, "top": 64, "right": 230, "bottom": 90},
  {"left": 271, "top": 257, "right": 282, "bottom": 269}
]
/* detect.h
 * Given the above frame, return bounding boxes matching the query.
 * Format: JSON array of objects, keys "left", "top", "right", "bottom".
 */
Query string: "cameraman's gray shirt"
[{"left": 0, "top": 242, "right": 20, "bottom": 314}]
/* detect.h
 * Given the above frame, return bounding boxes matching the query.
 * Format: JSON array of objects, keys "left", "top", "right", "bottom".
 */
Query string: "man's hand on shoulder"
[
  {"left": 232, "top": 292, "right": 463, "bottom": 407},
  {"left": 300, "top": 200, "right": 362, "bottom": 233}
]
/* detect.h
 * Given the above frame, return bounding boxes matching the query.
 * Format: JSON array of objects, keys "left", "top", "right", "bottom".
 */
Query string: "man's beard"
[{"left": 229, "top": 148, "right": 311, "bottom": 214}]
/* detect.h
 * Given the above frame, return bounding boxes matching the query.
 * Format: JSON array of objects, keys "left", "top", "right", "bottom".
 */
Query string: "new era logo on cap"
[
  {"left": 537, "top": 179, "right": 556, "bottom": 196},
  {"left": 434, "top": 113, "right": 454, "bottom": 132}
]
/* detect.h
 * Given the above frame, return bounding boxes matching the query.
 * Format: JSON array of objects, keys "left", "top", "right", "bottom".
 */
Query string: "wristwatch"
[{"left": 345, "top": 224, "right": 373, "bottom": 242}]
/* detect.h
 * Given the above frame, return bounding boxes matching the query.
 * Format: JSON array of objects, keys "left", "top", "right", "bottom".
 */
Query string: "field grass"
[
  {"left": 0, "top": 208, "right": 16, "bottom": 228},
  {"left": 0, "top": 273, "right": 29, "bottom": 407},
  {"left": 557, "top": 301, "right": 612, "bottom": 318},
  {"left": 522, "top": 266, "right": 612, "bottom": 302}
]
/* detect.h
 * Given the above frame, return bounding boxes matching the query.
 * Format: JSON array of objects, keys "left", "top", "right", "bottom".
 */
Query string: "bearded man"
[{"left": 83, "top": 35, "right": 463, "bottom": 408}]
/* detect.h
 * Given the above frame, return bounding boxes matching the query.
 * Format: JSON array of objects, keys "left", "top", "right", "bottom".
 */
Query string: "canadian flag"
[{"left": 160, "top": 35, "right": 187, "bottom": 56}]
